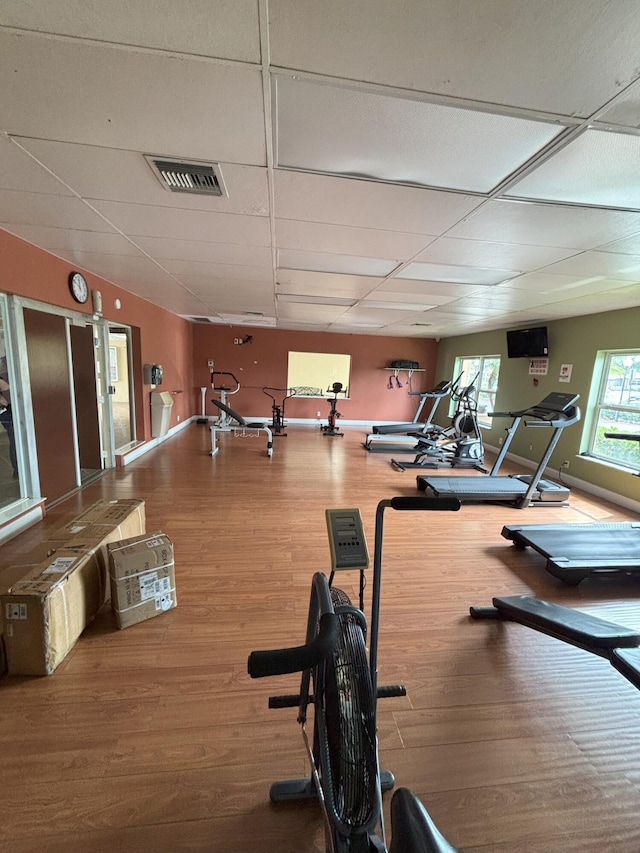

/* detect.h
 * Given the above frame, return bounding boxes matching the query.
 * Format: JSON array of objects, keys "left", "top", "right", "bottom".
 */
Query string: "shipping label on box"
[{"left": 108, "top": 532, "right": 176, "bottom": 630}]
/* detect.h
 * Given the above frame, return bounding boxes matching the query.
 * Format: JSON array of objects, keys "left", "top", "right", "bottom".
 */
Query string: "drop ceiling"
[{"left": 2, "top": 1, "right": 640, "bottom": 337}]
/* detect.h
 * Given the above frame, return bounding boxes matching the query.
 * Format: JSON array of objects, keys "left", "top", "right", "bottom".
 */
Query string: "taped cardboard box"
[
  {"left": 65, "top": 498, "right": 146, "bottom": 542},
  {"left": 1, "top": 548, "right": 108, "bottom": 676},
  {"left": 0, "top": 498, "right": 146, "bottom": 676},
  {"left": 108, "top": 532, "right": 176, "bottom": 630}
]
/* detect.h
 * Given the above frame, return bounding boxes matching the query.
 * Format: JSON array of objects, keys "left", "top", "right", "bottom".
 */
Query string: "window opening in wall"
[
  {"left": 452, "top": 355, "right": 501, "bottom": 427},
  {"left": 589, "top": 350, "right": 640, "bottom": 470},
  {"left": 287, "top": 352, "right": 351, "bottom": 396},
  {"left": 0, "top": 296, "right": 21, "bottom": 510}
]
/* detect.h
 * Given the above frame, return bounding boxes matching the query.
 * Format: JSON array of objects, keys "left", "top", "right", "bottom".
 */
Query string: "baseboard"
[
  {"left": 0, "top": 499, "right": 46, "bottom": 546},
  {"left": 484, "top": 443, "right": 640, "bottom": 514}
]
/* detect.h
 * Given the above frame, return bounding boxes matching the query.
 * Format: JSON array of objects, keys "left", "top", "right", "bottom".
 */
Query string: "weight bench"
[
  {"left": 209, "top": 399, "right": 273, "bottom": 458},
  {"left": 470, "top": 594, "right": 640, "bottom": 689}
]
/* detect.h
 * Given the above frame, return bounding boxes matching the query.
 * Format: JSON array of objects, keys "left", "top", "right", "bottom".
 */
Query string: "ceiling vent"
[
  {"left": 145, "top": 156, "right": 227, "bottom": 196},
  {"left": 189, "top": 316, "right": 217, "bottom": 323}
]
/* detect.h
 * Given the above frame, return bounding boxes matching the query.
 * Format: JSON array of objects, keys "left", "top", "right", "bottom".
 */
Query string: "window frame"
[
  {"left": 588, "top": 349, "right": 640, "bottom": 470},
  {"left": 452, "top": 354, "right": 501, "bottom": 427}
]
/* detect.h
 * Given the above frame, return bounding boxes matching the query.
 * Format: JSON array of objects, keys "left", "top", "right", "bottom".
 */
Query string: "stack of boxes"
[{"left": 0, "top": 499, "right": 146, "bottom": 676}]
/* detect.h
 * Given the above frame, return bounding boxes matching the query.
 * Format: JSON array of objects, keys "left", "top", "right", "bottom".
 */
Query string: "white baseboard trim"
[
  {"left": 484, "top": 443, "right": 640, "bottom": 514},
  {"left": 0, "top": 499, "right": 46, "bottom": 546},
  {"left": 117, "top": 417, "right": 195, "bottom": 465}
]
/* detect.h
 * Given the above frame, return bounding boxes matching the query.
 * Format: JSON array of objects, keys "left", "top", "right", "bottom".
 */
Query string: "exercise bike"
[
  {"left": 262, "top": 386, "right": 296, "bottom": 436},
  {"left": 248, "top": 495, "right": 461, "bottom": 852},
  {"left": 321, "top": 382, "right": 347, "bottom": 437}
]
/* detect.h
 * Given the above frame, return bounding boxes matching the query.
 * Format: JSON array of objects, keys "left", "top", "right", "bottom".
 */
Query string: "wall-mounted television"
[{"left": 506, "top": 326, "right": 548, "bottom": 358}]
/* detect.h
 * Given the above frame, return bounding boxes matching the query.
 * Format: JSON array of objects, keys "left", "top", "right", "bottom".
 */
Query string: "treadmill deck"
[
  {"left": 503, "top": 522, "right": 640, "bottom": 583},
  {"left": 417, "top": 474, "right": 568, "bottom": 503}
]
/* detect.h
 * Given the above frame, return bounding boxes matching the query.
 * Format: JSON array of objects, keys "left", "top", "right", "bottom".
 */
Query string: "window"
[
  {"left": 452, "top": 355, "right": 501, "bottom": 427},
  {"left": 589, "top": 351, "right": 640, "bottom": 470}
]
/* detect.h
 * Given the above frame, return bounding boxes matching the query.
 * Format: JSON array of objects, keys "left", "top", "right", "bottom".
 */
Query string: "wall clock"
[{"left": 69, "top": 271, "right": 89, "bottom": 304}]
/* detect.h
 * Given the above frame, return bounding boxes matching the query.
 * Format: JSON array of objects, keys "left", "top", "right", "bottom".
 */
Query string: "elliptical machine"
[
  {"left": 321, "top": 382, "right": 346, "bottom": 437},
  {"left": 391, "top": 374, "right": 485, "bottom": 471}
]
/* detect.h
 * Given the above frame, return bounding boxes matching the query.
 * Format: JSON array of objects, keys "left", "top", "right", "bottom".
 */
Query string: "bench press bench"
[{"left": 209, "top": 399, "right": 273, "bottom": 458}]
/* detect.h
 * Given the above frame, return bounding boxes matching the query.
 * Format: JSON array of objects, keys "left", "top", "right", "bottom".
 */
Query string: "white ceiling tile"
[
  {"left": 277, "top": 303, "right": 347, "bottom": 322},
  {"left": 89, "top": 201, "right": 272, "bottom": 245},
  {"left": 361, "top": 299, "right": 437, "bottom": 312},
  {"left": 275, "top": 218, "right": 434, "bottom": 258},
  {"left": 276, "top": 294, "right": 356, "bottom": 306},
  {"left": 0, "top": 188, "right": 114, "bottom": 231},
  {"left": 276, "top": 75, "right": 563, "bottom": 192},
  {"left": 132, "top": 237, "right": 272, "bottom": 266},
  {"left": 376, "top": 278, "right": 480, "bottom": 300},
  {"left": 0, "top": 224, "right": 138, "bottom": 255},
  {"left": 0, "top": 135, "right": 73, "bottom": 195},
  {"left": 398, "top": 261, "right": 518, "bottom": 286},
  {"left": 338, "top": 305, "right": 417, "bottom": 324},
  {"left": 275, "top": 270, "right": 380, "bottom": 299},
  {"left": 414, "top": 236, "right": 579, "bottom": 270},
  {"left": 363, "top": 287, "right": 457, "bottom": 307},
  {"left": 595, "top": 81, "right": 640, "bottom": 129},
  {"left": 596, "top": 233, "right": 640, "bottom": 255},
  {"left": 217, "top": 313, "right": 276, "bottom": 327},
  {"left": 0, "top": 0, "right": 261, "bottom": 62},
  {"left": 14, "top": 138, "right": 270, "bottom": 214},
  {"left": 269, "top": 0, "right": 640, "bottom": 116},
  {"left": 52, "top": 252, "right": 176, "bottom": 285},
  {"left": 274, "top": 170, "right": 481, "bottom": 235},
  {"left": 538, "top": 251, "right": 640, "bottom": 281},
  {"left": 1, "top": 31, "right": 266, "bottom": 165},
  {"left": 161, "top": 261, "right": 272, "bottom": 281},
  {"left": 278, "top": 248, "right": 398, "bottom": 276},
  {"left": 506, "top": 129, "right": 640, "bottom": 210},
  {"left": 448, "top": 199, "right": 640, "bottom": 249}
]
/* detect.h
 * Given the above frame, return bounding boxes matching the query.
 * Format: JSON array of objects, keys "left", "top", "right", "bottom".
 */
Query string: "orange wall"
[
  {"left": 192, "top": 324, "right": 439, "bottom": 422},
  {"left": 1, "top": 230, "right": 194, "bottom": 439},
  {"left": 2, "top": 229, "right": 441, "bottom": 430}
]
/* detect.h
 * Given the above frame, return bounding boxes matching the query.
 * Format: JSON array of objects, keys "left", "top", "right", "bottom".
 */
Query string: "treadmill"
[
  {"left": 502, "top": 432, "right": 640, "bottom": 584},
  {"left": 363, "top": 379, "right": 452, "bottom": 453},
  {"left": 417, "top": 392, "right": 581, "bottom": 509}
]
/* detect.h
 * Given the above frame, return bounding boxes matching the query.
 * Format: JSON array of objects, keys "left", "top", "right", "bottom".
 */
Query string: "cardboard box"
[
  {"left": 67, "top": 498, "right": 146, "bottom": 542},
  {"left": 108, "top": 532, "right": 176, "bottom": 630},
  {"left": 2, "top": 548, "right": 108, "bottom": 676},
  {"left": 0, "top": 498, "right": 146, "bottom": 676}
]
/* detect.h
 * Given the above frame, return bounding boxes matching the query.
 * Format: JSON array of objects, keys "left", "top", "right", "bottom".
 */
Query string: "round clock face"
[{"left": 69, "top": 272, "right": 89, "bottom": 304}]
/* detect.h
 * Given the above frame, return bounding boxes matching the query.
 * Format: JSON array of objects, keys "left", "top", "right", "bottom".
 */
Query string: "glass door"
[
  {"left": 107, "top": 326, "right": 136, "bottom": 451},
  {"left": 0, "top": 298, "right": 21, "bottom": 510}
]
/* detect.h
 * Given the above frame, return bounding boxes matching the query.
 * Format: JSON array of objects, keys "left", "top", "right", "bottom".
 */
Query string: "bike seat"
[{"left": 389, "top": 788, "right": 461, "bottom": 853}]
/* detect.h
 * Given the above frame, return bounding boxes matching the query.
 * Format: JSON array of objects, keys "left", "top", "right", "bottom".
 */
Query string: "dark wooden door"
[
  {"left": 70, "top": 324, "right": 101, "bottom": 470},
  {"left": 23, "top": 308, "right": 77, "bottom": 502}
]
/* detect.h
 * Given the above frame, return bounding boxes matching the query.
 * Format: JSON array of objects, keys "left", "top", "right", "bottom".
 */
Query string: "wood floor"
[{"left": 1, "top": 423, "right": 640, "bottom": 852}]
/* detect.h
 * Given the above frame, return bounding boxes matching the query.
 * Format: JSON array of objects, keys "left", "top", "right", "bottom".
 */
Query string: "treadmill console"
[
  {"left": 527, "top": 392, "right": 579, "bottom": 421},
  {"left": 536, "top": 392, "right": 579, "bottom": 412}
]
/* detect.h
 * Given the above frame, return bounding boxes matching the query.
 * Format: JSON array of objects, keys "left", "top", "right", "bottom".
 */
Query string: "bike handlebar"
[
  {"left": 389, "top": 496, "right": 461, "bottom": 512},
  {"left": 248, "top": 612, "right": 340, "bottom": 678}
]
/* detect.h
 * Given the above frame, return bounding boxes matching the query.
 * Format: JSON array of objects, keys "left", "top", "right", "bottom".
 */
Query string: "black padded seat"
[{"left": 389, "top": 788, "right": 460, "bottom": 853}]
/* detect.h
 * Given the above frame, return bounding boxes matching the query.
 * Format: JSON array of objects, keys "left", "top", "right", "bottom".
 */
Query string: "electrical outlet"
[
  {"left": 498, "top": 436, "right": 503, "bottom": 445},
  {"left": 562, "top": 459, "right": 570, "bottom": 469},
  {"left": 316, "top": 410, "right": 321, "bottom": 418},
  {"left": 207, "top": 359, "right": 214, "bottom": 368}
]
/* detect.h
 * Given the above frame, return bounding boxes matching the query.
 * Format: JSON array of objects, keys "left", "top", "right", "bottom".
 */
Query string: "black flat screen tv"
[{"left": 506, "top": 326, "right": 548, "bottom": 358}]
